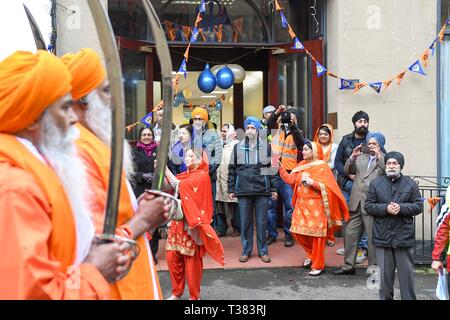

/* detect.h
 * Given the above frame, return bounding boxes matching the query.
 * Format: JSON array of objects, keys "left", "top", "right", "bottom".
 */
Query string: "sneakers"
[
  {"left": 259, "top": 255, "right": 271, "bottom": 263},
  {"left": 308, "top": 269, "right": 324, "bottom": 276},
  {"left": 267, "top": 235, "right": 276, "bottom": 245},
  {"left": 167, "top": 295, "right": 181, "bottom": 300},
  {"left": 239, "top": 254, "right": 250, "bottom": 263},
  {"left": 284, "top": 235, "right": 294, "bottom": 247},
  {"left": 336, "top": 248, "right": 345, "bottom": 255},
  {"left": 356, "top": 248, "right": 367, "bottom": 264}
]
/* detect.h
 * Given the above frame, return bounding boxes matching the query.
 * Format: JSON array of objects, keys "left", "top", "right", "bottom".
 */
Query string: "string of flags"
[
  {"left": 274, "top": 0, "right": 450, "bottom": 94},
  {"left": 427, "top": 197, "right": 442, "bottom": 214}
]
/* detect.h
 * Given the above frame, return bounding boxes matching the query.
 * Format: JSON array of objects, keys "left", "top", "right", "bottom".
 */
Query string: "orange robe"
[
  {"left": 166, "top": 161, "right": 224, "bottom": 299},
  {"left": 0, "top": 134, "right": 110, "bottom": 299},
  {"left": 75, "top": 124, "right": 162, "bottom": 300}
]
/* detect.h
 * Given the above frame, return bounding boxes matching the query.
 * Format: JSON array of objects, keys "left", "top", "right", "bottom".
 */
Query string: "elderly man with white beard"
[
  {"left": 364, "top": 151, "right": 422, "bottom": 300},
  {"left": 0, "top": 50, "right": 132, "bottom": 299},
  {"left": 61, "top": 48, "right": 170, "bottom": 300}
]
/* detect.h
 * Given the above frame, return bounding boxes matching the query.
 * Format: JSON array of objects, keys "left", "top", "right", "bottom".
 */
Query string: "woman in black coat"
[{"left": 132, "top": 126, "right": 160, "bottom": 263}]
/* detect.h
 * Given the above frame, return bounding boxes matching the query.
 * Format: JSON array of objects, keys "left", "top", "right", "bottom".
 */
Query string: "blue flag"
[
  {"left": 369, "top": 82, "right": 383, "bottom": 94},
  {"left": 140, "top": 112, "right": 153, "bottom": 127},
  {"left": 408, "top": 60, "right": 426, "bottom": 75},
  {"left": 190, "top": 28, "right": 199, "bottom": 43},
  {"left": 178, "top": 58, "right": 187, "bottom": 79},
  {"left": 199, "top": 0, "right": 206, "bottom": 13},
  {"left": 291, "top": 37, "right": 305, "bottom": 50},
  {"left": 315, "top": 61, "right": 327, "bottom": 77},
  {"left": 429, "top": 38, "right": 437, "bottom": 56},
  {"left": 339, "top": 79, "right": 359, "bottom": 90},
  {"left": 280, "top": 11, "right": 288, "bottom": 29}
]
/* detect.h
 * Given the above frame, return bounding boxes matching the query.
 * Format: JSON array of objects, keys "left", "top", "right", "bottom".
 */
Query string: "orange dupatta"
[
  {"left": 177, "top": 160, "right": 225, "bottom": 266},
  {"left": 313, "top": 124, "right": 335, "bottom": 162}
]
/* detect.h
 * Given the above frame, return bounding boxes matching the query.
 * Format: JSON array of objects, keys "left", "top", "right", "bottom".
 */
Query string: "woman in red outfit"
[
  {"left": 164, "top": 149, "right": 224, "bottom": 300},
  {"left": 279, "top": 141, "right": 349, "bottom": 276}
]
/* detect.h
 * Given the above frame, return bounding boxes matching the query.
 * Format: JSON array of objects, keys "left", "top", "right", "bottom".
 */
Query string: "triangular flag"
[
  {"left": 291, "top": 37, "right": 305, "bottom": 50},
  {"left": 383, "top": 78, "right": 394, "bottom": 90},
  {"left": 195, "top": 14, "right": 203, "bottom": 26},
  {"left": 408, "top": 60, "right": 426, "bottom": 75},
  {"left": 280, "top": 11, "right": 288, "bottom": 29},
  {"left": 275, "top": 0, "right": 283, "bottom": 11},
  {"left": 429, "top": 38, "right": 437, "bottom": 56},
  {"left": 140, "top": 112, "right": 153, "bottom": 127},
  {"left": 396, "top": 71, "right": 407, "bottom": 85},
  {"left": 421, "top": 49, "right": 430, "bottom": 67},
  {"left": 438, "top": 24, "right": 446, "bottom": 42},
  {"left": 172, "top": 75, "right": 180, "bottom": 92},
  {"left": 339, "top": 79, "right": 359, "bottom": 90},
  {"left": 182, "top": 25, "right": 192, "bottom": 43},
  {"left": 369, "top": 82, "right": 383, "bottom": 94},
  {"left": 327, "top": 72, "right": 339, "bottom": 78},
  {"left": 352, "top": 82, "right": 367, "bottom": 93},
  {"left": 287, "top": 25, "right": 296, "bottom": 39},
  {"left": 178, "top": 58, "right": 187, "bottom": 79},
  {"left": 184, "top": 45, "right": 191, "bottom": 61},
  {"left": 199, "top": 0, "right": 206, "bottom": 13},
  {"left": 427, "top": 197, "right": 441, "bottom": 213},
  {"left": 315, "top": 61, "right": 327, "bottom": 77},
  {"left": 190, "top": 27, "right": 199, "bottom": 43}
]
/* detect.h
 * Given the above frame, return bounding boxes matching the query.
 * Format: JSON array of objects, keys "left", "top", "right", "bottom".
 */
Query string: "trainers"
[
  {"left": 336, "top": 248, "right": 345, "bottom": 255},
  {"left": 259, "top": 255, "right": 271, "bottom": 263},
  {"left": 267, "top": 235, "right": 276, "bottom": 245},
  {"left": 239, "top": 254, "right": 250, "bottom": 263},
  {"left": 356, "top": 248, "right": 367, "bottom": 264},
  {"left": 167, "top": 295, "right": 181, "bottom": 300},
  {"left": 284, "top": 235, "right": 294, "bottom": 247}
]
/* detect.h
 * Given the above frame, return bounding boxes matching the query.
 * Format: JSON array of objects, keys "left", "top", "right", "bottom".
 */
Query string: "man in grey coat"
[
  {"left": 334, "top": 132, "right": 386, "bottom": 275},
  {"left": 364, "top": 151, "right": 422, "bottom": 300}
]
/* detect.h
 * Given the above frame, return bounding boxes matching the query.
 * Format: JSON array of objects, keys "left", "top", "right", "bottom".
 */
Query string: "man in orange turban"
[
  {"left": 0, "top": 50, "right": 132, "bottom": 299},
  {"left": 61, "top": 48, "right": 170, "bottom": 300}
]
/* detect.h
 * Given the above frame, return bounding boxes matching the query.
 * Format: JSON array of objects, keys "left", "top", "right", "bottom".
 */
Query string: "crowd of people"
[{"left": 0, "top": 48, "right": 448, "bottom": 301}]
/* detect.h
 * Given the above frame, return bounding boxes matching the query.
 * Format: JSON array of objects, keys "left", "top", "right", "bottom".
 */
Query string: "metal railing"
[{"left": 409, "top": 176, "right": 449, "bottom": 265}]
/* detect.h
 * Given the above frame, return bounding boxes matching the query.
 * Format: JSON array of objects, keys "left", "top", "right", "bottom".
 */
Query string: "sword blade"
[{"left": 23, "top": 4, "right": 47, "bottom": 50}]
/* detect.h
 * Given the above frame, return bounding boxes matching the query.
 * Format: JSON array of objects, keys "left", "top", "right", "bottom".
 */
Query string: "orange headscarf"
[
  {"left": 313, "top": 124, "right": 335, "bottom": 162},
  {"left": 0, "top": 50, "right": 72, "bottom": 133},
  {"left": 191, "top": 107, "right": 208, "bottom": 122},
  {"left": 60, "top": 48, "right": 106, "bottom": 100}
]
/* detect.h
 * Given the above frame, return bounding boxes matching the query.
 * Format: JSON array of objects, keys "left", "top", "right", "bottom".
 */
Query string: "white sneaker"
[
  {"left": 356, "top": 248, "right": 367, "bottom": 264},
  {"left": 336, "top": 248, "right": 345, "bottom": 255},
  {"left": 167, "top": 295, "right": 181, "bottom": 300}
]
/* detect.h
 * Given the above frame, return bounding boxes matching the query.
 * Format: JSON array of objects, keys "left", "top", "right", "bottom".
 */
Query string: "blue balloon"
[
  {"left": 216, "top": 65, "right": 234, "bottom": 89},
  {"left": 215, "top": 99, "right": 223, "bottom": 110},
  {"left": 197, "top": 63, "right": 216, "bottom": 93}
]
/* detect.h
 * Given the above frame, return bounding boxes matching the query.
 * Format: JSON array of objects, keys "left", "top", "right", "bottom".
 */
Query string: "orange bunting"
[
  {"left": 438, "top": 24, "right": 446, "bottom": 42},
  {"left": 195, "top": 14, "right": 203, "bottom": 27},
  {"left": 287, "top": 25, "right": 296, "bottom": 39},
  {"left": 327, "top": 72, "right": 339, "bottom": 78},
  {"left": 198, "top": 29, "right": 206, "bottom": 42},
  {"left": 182, "top": 25, "right": 192, "bottom": 42},
  {"left": 172, "top": 75, "right": 180, "bottom": 92},
  {"left": 396, "top": 71, "right": 407, "bottom": 85},
  {"left": 383, "top": 78, "right": 394, "bottom": 89},
  {"left": 215, "top": 25, "right": 224, "bottom": 42},
  {"left": 153, "top": 100, "right": 164, "bottom": 112},
  {"left": 275, "top": 0, "right": 283, "bottom": 11},
  {"left": 427, "top": 197, "right": 441, "bottom": 213},
  {"left": 352, "top": 82, "right": 367, "bottom": 93},
  {"left": 421, "top": 49, "right": 430, "bottom": 67},
  {"left": 164, "top": 20, "right": 176, "bottom": 41},
  {"left": 184, "top": 45, "right": 191, "bottom": 61}
]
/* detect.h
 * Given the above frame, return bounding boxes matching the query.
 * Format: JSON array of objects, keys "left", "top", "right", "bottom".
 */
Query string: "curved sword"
[
  {"left": 87, "top": 0, "right": 124, "bottom": 237},
  {"left": 141, "top": 0, "right": 173, "bottom": 191},
  {"left": 23, "top": 4, "right": 47, "bottom": 50}
]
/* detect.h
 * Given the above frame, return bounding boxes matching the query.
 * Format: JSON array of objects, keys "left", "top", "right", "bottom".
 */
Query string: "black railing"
[{"left": 409, "top": 176, "right": 449, "bottom": 265}]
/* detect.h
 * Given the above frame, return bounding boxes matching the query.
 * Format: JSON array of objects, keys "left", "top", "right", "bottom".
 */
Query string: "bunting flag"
[
  {"left": 427, "top": 197, "right": 441, "bottom": 213},
  {"left": 383, "top": 78, "right": 394, "bottom": 90},
  {"left": 195, "top": 14, "right": 203, "bottom": 26},
  {"left": 178, "top": 58, "right": 187, "bottom": 78},
  {"left": 275, "top": 0, "right": 283, "bottom": 11},
  {"left": 190, "top": 27, "right": 199, "bottom": 43},
  {"left": 198, "top": 29, "right": 206, "bottom": 42},
  {"left": 339, "top": 79, "right": 359, "bottom": 90},
  {"left": 165, "top": 20, "right": 177, "bottom": 41},
  {"left": 408, "top": 60, "right": 426, "bottom": 75},
  {"left": 280, "top": 11, "right": 289, "bottom": 29},
  {"left": 199, "top": 0, "right": 206, "bottom": 13},
  {"left": 327, "top": 72, "right": 339, "bottom": 78},
  {"left": 215, "top": 25, "right": 224, "bottom": 42},
  {"left": 232, "top": 18, "right": 243, "bottom": 42},
  {"left": 184, "top": 45, "right": 190, "bottom": 61},
  {"left": 140, "top": 111, "right": 153, "bottom": 127},
  {"left": 316, "top": 61, "right": 327, "bottom": 77},
  {"left": 369, "top": 82, "right": 383, "bottom": 94},
  {"left": 353, "top": 82, "right": 367, "bottom": 93},
  {"left": 182, "top": 26, "right": 192, "bottom": 43},
  {"left": 395, "top": 71, "right": 407, "bottom": 85},
  {"left": 421, "top": 49, "right": 430, "bottom": 67},
  {"left": 291, "top": 37, "right": 305, "bottom": 50},
  {"left": 438, "top": 24, "right": 446, "bottom": 42},
  {"left": 429, "top": 38, "right": 437, "bottom": 56},
  {"left": 287, "top": 25, "right": 296, "bottom": 39}
]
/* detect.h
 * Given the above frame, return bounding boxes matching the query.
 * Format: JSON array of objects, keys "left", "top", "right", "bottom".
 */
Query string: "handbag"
[{"left": 436, "top": 269, "right": 449, "bottom": 300}]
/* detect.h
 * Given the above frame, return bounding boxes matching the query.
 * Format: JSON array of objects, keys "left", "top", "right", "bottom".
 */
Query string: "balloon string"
[{"left": 170, "top": 48, "right": 259, "bottom": 65}]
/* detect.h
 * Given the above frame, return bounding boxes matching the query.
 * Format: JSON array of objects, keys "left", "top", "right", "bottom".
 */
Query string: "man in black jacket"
[
  {"left": 364, "top": 151, "right": 422, "bottom": 300},
  {"left": 228, "top": 116, "right": 278, "bottom": 263}
]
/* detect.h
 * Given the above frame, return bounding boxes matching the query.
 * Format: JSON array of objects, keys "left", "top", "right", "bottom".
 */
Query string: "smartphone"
[{"left": 361, "top": 145, "right": 370, "bottom": 154}]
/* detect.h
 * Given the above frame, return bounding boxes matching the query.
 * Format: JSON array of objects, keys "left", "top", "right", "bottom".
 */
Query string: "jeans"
[
  {"left": 215, "top": 201, "right": 240, "bottom": 234},
  {"left": 267, "top": 176, "right": 293, "bottom": 239},
  {"left": 239, "top": 195, "right": 269, "bottom": 256}
]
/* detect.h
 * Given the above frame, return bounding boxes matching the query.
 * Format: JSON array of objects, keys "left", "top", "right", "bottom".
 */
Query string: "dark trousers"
[
  {"left": 375, "top": 246, "right": 416, "bottom": 300},
  {"left": 238, "top": 195, "right": 269, "bottom": 256},
  {"left": 215, "top": 201, "right": 240, "bottom": 234}
]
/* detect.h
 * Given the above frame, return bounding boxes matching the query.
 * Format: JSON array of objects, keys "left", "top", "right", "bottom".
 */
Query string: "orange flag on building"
[
  {"left": 352, "top": 82, "right": 367, "bottom": 93},
  {"left": 165, "top": 20, "right": 176, "bottom": 41},
  {"left": 427, "top": 197, "right": 441, "bottom": 213},
  {"left": 396, "top": 71, "right": 407, "bottom": 85},
  {"left": 275, "top": 0, "right": 283, "bottom": 11},
  {"left": 184, "top": 44, "right": 191, "bottom": 61},
  {"left": 215, "top": 25, "right": 224, "bottom": 42},
  {"left": 287, "top": 25, "right": 296, "bottom": 39},
  {"left": 421, "top": 49, "right": 430, "bottom": 67},
  {"left": 182, "top": 25, "right": 192, "bottom": 42},
  {"left": 195, "top": 14, "right": 203, "bottom": 27},
  {"left": 383, "top": 78, "right": 394, "bottom": 90}
]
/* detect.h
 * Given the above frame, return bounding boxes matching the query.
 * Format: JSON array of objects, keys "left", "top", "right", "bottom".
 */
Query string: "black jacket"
[
  {"left": 364, "top": 175, "right": 423, "bottom": 248},
  {"left": 334, "top": 132, "right": 366, "bottom": 187},
  {"left": 131, "top": 145, "right": 157, "bottom": 197},
  {"left": 228, "top": 137, "right": 277, "bottom": 196}
]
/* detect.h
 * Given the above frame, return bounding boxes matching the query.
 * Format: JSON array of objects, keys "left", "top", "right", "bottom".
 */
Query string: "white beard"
[
  {"left": 37, "top": 110, "right": 95, "bottom": 264},
  {"left": 85, "top": 90, "right": 135, "bottom": 181}
]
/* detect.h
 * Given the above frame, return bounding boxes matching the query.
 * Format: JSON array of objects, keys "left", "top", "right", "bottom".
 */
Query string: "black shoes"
[
  {"left": 284, "top": 235, "right": 294, "bottom": 247},
  {"left": 267, "top": 236, "right": 276, "bottom": 245},
  {"left": 333, "top": 267, "right": 356, "bottom": 275}
]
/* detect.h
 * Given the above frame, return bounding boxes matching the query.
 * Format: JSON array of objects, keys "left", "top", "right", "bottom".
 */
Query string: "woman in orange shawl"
[
  {"left": 279, "top": 141, "right": 349, "bottom": 276},
  {"left": 314, "top": 123, "right": 339, "bottom": 246},
  {"left": 164, "top": 149, "right": 224, "bottom": 300}
]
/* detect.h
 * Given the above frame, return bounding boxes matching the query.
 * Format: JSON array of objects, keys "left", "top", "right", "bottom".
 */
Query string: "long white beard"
[
  {"left": 37, "top": 110, "right": 95, "bottom": 264},
  {"left": 85, "top": 91, "right": 135, "bottom": 181}
]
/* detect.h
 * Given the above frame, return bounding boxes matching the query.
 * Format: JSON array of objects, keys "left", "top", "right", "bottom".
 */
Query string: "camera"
[
  {"left": 361, "top": 144, "right": 370, "bottom": 154},
  {"left": 280, "top": 111, "right": 291, "bottom": 124}
]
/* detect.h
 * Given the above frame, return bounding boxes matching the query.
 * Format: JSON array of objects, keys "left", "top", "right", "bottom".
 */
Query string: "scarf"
[{"left": 137, "top": 141, "right": 157, "bottom": 157}]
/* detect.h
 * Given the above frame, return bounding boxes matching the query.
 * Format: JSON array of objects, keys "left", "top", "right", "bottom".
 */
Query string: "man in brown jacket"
[{"left": 334, "top": 132, "right": 386, "bottom": 275}]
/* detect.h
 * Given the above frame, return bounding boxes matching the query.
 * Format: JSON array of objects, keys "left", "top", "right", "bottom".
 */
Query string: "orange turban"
[
  {"left": 191, "top": 107, "right": 208, "bottom": 122},
  {"left": 0, "top": 50, "right": 72, "bottom": 134},
  {"left": 61, "top": 48, "right": 106, "bottom": 100}
]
